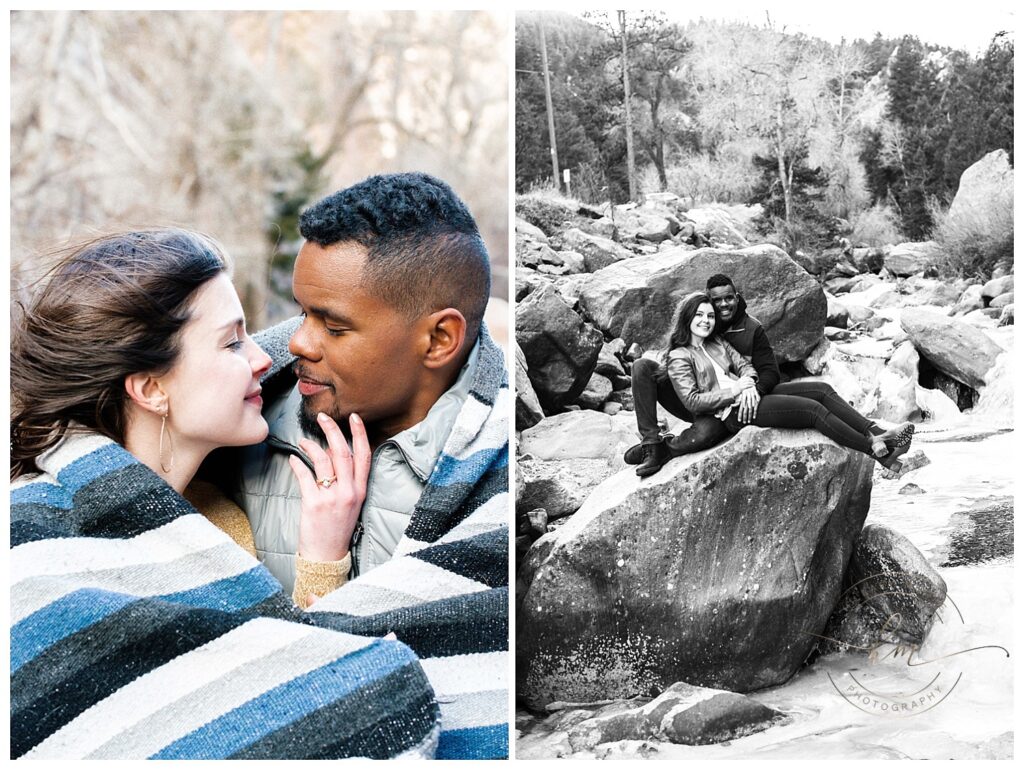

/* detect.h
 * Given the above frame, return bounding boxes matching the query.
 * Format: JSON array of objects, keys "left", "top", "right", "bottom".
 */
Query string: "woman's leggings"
[{"left": 723, "top": 381, "right": 874, "bottom": 456}]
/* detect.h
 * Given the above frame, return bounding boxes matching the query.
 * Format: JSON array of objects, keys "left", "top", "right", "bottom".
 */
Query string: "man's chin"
[{"left": 297, "top": 400, "right": 346, "bottom": 440}]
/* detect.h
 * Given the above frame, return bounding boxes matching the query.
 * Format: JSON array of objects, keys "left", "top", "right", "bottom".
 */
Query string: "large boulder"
[
  {"left": 947, "top": 149, "right": 1013, "bottom": 227},
  {"left": 821, "top": 524, "right": 946, "bottom": 654},
  {"left": 884, "top": 242, "right": 938, "bottom": 277},
  {"left": 682, "top": 207, "right": 750, "bottom": 247},
  {"left": 554, "top": 228, "right": 634, "bottom": 272},
  {"left": 516, "top": 284, "right": 604, "bottom": 411},
  {"left": 576, "top": 245, "right": 825, "bottom": 362},
  {"left": 515, "top": 343, "right": 544, "bottom": 431},
  {"left": 901, "top": 309, "right": 1004, "bottom": 390},
  {"left": 517, "top": 427, "right": 874, "bottom": 708}
]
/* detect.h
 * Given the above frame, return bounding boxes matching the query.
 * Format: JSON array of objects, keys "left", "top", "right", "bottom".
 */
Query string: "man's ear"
[
  {"left": 422, "top": 308, "right": 467, "bottom": 369},
  {"left": 124, "top": 372, "right": 169, "bottom": 416}
]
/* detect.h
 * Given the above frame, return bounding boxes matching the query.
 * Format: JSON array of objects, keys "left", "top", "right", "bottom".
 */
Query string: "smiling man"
[{"left": 226, "top": 173, "right": 509, "bottom": 758}]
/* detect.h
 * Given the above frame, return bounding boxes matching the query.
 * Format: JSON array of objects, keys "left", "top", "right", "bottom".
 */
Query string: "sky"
[{"left": 662, "top": 1, "right": 1015, "bottom": 54}]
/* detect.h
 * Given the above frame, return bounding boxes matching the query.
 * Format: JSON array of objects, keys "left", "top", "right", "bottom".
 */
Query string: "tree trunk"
[
  {"left": 619, "top": 10, "right": 637, "bottom": 201},
  {"left": 776, "top": 101, "right": 791, "bottom": 224},
  {"left": 538, "top": 16, "right": 560, "bottom": 191}
]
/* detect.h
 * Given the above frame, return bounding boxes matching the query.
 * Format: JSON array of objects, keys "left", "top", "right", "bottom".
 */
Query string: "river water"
[{"left": 517, "top": 344, "right": 1016, "bottom": 759}]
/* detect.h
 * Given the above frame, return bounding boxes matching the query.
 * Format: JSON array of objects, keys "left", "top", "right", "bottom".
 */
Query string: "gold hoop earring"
[{"left": 159, "top": 410, "right": 174, "bottom": 474}]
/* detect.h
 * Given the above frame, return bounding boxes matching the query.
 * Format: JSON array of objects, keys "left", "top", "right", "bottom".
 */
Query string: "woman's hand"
[{"left": 288, "top": 412, "right": 370, "bottom": 564}]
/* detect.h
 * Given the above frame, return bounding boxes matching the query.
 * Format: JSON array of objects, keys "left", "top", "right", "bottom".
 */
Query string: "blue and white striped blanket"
[
  {"left": 9, "top": 330, "right": 510, "bottom": 760},
  {"left": 10, "top": 433, "right": 438, "bottom": 759}
]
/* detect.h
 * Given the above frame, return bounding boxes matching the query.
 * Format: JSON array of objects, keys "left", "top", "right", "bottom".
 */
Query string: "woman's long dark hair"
[
  {"left": 11, "top": 229, "right": 228, "bottom": 479},
  {"left": 667, "top": 291, "right": 717, "bottom": 350}
]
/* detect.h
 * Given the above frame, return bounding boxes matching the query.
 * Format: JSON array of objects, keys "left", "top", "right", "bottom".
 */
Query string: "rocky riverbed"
[
  {"left": 514, "top": 152, "right": 1014, "bottom": 759},
  {"left": 516, "top": 416, "right": 1015, "bottom": 760}
]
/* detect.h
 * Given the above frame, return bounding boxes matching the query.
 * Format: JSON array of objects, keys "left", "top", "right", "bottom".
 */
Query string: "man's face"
[
  {"left": 708, "top": 284, "right": 739, "bottom": 326},
  {"left": 290, "top": 240, "right": 428, "bottom": 440}
]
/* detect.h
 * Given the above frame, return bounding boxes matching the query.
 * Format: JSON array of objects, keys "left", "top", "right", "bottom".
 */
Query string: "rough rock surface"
[
  {"left": 820, "top": 524, "right": 947, "bottom": 654},
  {"left": 901, "top": 309, "right": 1003, "bottom": 389},
  {"left": 577, "top": 244, "right": 825, "bottom": 362},
  {"left": 566, "top": 682, "right": 784, "bottom": 750},
  {"left": 884, "top": 242, "right": 938, "bottom": 277},
  {"left": 951, "top": 284, "right": 985, "bottom": 316},
  {"left": 947, "top": 149, "right": 1014, "bottom": 226},
  {"left": 517, "top": 427, "right": 874, "bottom": 708},
  {"left": 516, "top": 284, "right": 604, "bottom": 411},
  {"left": 576, "top": 372, "right": 614, "bottom": 410},
  {"left": 554, "top": 228, "right": 634, "bottom": 272},
  {"left": 981, "top": 275, "right": 1014, "bottom": 301},
  {"left": 515, "top": 342, "right": 544, "bottom": 430},
  {"left": 682, "top": 207, "right": 750, "bottom": 247},
  {"left": 940, "top": 496, "right": 1013, "bottom": 568},
  {"left": 517, "top": 411, "right": 638, "bottom": 521}
]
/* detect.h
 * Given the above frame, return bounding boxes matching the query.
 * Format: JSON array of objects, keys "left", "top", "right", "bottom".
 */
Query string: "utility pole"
[
  {"left": 538, "top": 16, "right": 561, "bottom": 192},
  {"left": 619, "top": 10, "right": 637, "bottom": 201}
]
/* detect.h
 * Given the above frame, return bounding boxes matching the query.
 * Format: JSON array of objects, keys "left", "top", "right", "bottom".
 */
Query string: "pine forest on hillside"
[{"left": 516, "top": 11, "right": 1013, "bottom": 279}]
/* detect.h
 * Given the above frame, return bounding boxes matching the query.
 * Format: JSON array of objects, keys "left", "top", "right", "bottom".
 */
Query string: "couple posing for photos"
[
  {"left": 626, "top": 274, "right": 916, "bottom": 478},
  {"left": 10, "top": 173, "right": 509, "bottom": 760}
]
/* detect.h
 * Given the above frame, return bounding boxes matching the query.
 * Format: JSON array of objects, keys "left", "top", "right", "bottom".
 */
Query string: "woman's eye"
[{"left": 226, "top": 338, "right": 244, "bottom": 350}]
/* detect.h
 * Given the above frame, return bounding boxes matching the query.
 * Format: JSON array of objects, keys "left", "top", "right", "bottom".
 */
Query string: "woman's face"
[
  {"left": 689, "top": 302, "right": 716, "bottom": 341},
  {"left": 157, "top": 273, "right": 272, "bottom": 452}
]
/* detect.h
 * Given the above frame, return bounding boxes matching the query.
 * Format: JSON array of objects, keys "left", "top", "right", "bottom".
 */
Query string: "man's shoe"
[
  {"left": 636, "top": 441, "right": 669, "bottom": 478},
  {"left": 624, "top": 443, "right": 644, "bottom": 465}
]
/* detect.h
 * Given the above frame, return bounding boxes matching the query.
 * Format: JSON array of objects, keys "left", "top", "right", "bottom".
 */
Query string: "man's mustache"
[{"left": 293, "top": 364, "right": 332, "bottom": 387}]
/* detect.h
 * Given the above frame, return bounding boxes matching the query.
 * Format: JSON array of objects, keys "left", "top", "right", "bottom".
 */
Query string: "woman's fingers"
[
  {"left": 298, "top": 437, "right": 335, "bottom": 487},
  {"left": 349, "top": 414, "right": 371, "bottom": 501},
  {"left": 288, "top": 454, "right": 318, "bottom": 498},
  {"left": 316, "top": 412, "right": 353, "bottom": 484}
]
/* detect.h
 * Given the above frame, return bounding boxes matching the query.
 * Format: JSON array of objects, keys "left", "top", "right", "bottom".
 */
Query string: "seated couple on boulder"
[{"left": 627, "top": 273, "right": 915, "bottom": 478}]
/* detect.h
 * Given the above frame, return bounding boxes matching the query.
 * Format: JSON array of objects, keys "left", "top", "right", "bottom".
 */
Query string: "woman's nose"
[{"left": 250, "top": 341, "right": 272, "bottom": 377}]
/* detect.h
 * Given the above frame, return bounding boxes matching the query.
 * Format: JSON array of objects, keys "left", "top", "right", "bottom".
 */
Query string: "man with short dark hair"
[{"left": 229, "top": 172, "right": 508, "bottom": 759}]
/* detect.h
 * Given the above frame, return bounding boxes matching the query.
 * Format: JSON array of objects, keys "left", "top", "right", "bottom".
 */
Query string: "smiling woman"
[{"left": 9, "top": 229, "right": 435, "bottom": 759}]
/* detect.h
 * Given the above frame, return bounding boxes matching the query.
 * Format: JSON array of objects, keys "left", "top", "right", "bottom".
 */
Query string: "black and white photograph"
[{"left": 513, "top": 4, "right": 1015, "bottom": 759}]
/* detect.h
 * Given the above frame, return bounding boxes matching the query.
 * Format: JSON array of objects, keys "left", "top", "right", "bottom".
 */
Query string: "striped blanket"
[
  {"left": 10, "top": 433, "right": 438, "bottom": 758},
  {"left": 9, "top": 328, "right": 510, "bottom": 760},
  {"left": 250, "top": 319, "right": 511, "bottom": 759}
]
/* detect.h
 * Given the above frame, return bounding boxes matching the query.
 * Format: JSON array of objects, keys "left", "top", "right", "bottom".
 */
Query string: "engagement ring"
[{"left": 316, "top": 475, "right": 338, "bottom": 489}]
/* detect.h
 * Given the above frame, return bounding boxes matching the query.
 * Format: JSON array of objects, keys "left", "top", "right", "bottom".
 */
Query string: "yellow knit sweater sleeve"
[
  {"left": 184, "top": 480, "right": 350, "bottom": 609},
  {"left": 293, "top": 552, "right": 352, "bottom": 609}
]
